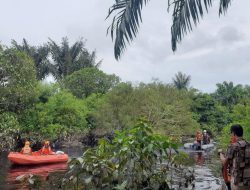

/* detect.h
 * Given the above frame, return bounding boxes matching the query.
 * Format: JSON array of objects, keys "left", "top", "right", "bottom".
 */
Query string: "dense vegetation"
[
  {"left": 63, "top": 121, "right": 195, "bottom": 190},
  {"left": 1, "top": 38, "right": 250, "bottom": 189},
  {"left": 1, "top": 38, "right": 250, "bottom": 150}
]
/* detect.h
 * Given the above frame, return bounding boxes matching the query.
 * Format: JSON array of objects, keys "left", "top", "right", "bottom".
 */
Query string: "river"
[
  {"left": 189, "top": 150, "right": 226, "bottom": 190},
  {"left": 0, "top": 147, "right": 226, "bottom": 190}
]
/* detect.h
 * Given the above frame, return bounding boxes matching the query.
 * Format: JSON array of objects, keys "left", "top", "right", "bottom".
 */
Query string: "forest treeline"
[{"left": 0, "top": 38, "right": 250, "bottom": 151}]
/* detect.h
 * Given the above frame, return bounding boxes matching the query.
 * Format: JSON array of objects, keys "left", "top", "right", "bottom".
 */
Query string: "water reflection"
[
  {"left": 193, "top": 152, "right": 205, "bottom": 166},
  {"left": 1, "top": 146, "right": 226, "bottom": 190},
  {"left": 7, "top": 163, "right": 68, "bottom": 181},
  {"left": 5, "top": 163, "right": 67, "bottom": 190},
  {"left": 188, "top": 151, "right": 224, "bottom": 190}
]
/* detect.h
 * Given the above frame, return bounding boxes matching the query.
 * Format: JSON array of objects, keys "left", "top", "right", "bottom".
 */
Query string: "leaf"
[
  {"left": 114, "top": 181, "right": 127, "bottom": 190},
  {"left": 106, "top": 0, "right": 150, "bottom": 60},
  {"left": 148, "top": 143, "right": 153, "bottom": 152},
  {"left": 84, "top": 177, "right": 92, "bottom": 184},
  {"left": 77, "top": 157, "right": 84, "bottom": 164}
]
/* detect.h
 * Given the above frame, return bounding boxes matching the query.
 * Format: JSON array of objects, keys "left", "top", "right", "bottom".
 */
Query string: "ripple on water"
[{"left": 194, "top": 165, "right": 222, "bottom": 190}]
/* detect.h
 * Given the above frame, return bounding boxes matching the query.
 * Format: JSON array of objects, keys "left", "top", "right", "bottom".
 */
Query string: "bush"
[
  {"left": 218, "top": 103, "right": 250, "bottom": 149},
  {"left": 0, "top": 112, "right": 20, "bottom": 151},
  {"left": 63, "top": 121, "right": 195, "bottom": 190},
  {"left": 19, "top": 90, "right": 89, "bottom": 141},
  {"left": 0, "top": 49, "right": 38, "bottom": 112},
  {"left": 64, "top": 68, "right": 120, "bottom": 98},
  {"left": 92, "top": 82, "right": 199, "bottom": 138}
]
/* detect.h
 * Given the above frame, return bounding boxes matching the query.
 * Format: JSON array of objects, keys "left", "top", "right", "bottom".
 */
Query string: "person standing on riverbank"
[{"left": 219, "top": 124, "right": 250, "bottom": 190}]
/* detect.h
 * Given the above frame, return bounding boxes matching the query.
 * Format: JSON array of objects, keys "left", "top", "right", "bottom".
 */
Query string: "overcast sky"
[{"left": 0, "top": 0, "right": 250, "bottom": 92}]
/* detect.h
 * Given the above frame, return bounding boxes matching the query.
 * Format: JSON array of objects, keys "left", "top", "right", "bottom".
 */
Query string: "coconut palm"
[
  {"left": 214, "top": 81, "right": 246, "bottom": 107},
  {"left": 172, "top": 72, "right": 191, "bottom": 90},
  {"left": 106, "top": 0, "right": 232, "bottom": 60},
  {"left": 11, "top": 39, "right": 51, "bottom": 80},
  {"left": 48, "top": 37, "right": 101, "bottom": 81}
]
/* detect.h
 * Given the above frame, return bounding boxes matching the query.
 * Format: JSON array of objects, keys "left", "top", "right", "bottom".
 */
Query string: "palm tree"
[
  {"left": 106, "top": 0, "right": 232, "bottom": 60},
  {"left": 214, "top": 81, "right": 246, "bottom": 107},
  {"left": 48, "top": 37, "right": 101, "bottom": 81},
  {"left": 11, "top": 39, "right": 51, "bottom": 80},
  {"left": 172, "top": 72, "right": 191, "bottom": 90}
]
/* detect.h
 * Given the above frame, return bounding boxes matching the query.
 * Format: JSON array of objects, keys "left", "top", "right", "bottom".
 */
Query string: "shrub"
[
  {"left": 63, "top": 121, "right": 195, "bottom": 190},
  {"left": 0, "top": 112, "right": 20, "bottom": 151}
]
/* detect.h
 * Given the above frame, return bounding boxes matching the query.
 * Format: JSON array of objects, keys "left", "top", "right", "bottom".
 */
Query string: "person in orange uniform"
[
  {"left": 195, "top": 131, "right": 203, "bottom": 150},
  {"left": 38, "top": 140, "right": 54, "bottom": 155},
  {"left": 20, "top": 141, "right": 32, "bottom": 154}
]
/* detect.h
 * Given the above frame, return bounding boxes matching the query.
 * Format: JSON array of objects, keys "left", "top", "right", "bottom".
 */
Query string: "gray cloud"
[{"left": 217, "top": 26, "right": 244, "bottom": 43}]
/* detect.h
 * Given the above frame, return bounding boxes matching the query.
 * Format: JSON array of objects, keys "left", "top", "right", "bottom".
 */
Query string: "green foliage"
[
  {"left": 17, "top": 84, "right": 60, "bottom": 139},
  {"left": 107, "top": 0, "right": 232, "bottom": 59},
  {"left": 48, "top": 37, "right": 101, "bottom": 80},
  {"left": 19, "top": 90, "right": 89, "bottom": 141},
  {"left": 93, "top": 82, "right": 199, "bottom": 137},
  {"left": 191, "top": 93, "right": 231, "bottom": 133},
  {"left": 63, "top": 121, "right": 194, "bottom": 190},
  {"left": 0, "top": 49, "right": 38, "bottom": 112},
  {"left": 106, "top": 0, "right": 149, "bottom": 60},
  {"left": 36, "top": 91, "right": 89, "bottom": 139},
  {"left": 230, "top": 104, "right": 250, "bottom": 141},
  {"left": 0, "top": 112, "right": 20, "bottom": 151},
  {"left": 40, "top": 124, "right": 68, "bottom": 140},
  {"left": 172, "top": 72, "right": 191, "bottom": 90},
  {"left": 11, "top": 38, "right": 104, "bottom": 81},
  {"left": 218, "top": 102, "right": 250, "bottom": 149},
  {"left": 64, "top": 68, "right": 120, "bottom": 98},
  {"left": 36, "top": 82, "right": 60, "bottom": 103},
  {"left": 11, "top": 39, "right": 51, "bottom": 80},
  {"left": 213, "top": 81, "right": 247, "bottom": 108},
  {"left": 84, "top": 93, "right": 106, "bottom": 129}
]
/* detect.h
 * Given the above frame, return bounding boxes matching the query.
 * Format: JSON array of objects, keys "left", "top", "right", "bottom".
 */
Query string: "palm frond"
[
  {"left": 106, "top": 0, "right": 150, "bottom": 60},
  {"left": 169, "top": 0, "right": 233, "bottom": 51},
  {"left": 107, "top": 0, "right": 233, "bottom": 59},
  {"left": 70, "top": 39, "right": 85, "bottom": 61},
  {"left": 169, "top": 0, "right": 212, "bottom": 51},
  {"left": 219, "top": 0, "right": 232, "bottom": 15},
  {"left": 172, "top": 72, "right": 191, "bottom": 90}
]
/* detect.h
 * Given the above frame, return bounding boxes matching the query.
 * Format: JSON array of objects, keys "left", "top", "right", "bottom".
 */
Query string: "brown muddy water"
[
  {"left": 0, "top": 147, "right": 225, "bottom": 190},
  {"left": 0, "top": 146, "right": 83, "bottom": 190},
  {"left": 189, "top": 150, "right": 225, "bottom": 190}
]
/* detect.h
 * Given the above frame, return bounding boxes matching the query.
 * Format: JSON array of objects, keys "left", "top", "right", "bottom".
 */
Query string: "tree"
[
  {"left": 214, "top": 81, "right": 246, "bottom": 108},
  {"left": 11, "top": 39, "right": 51, "bottom": 80},
  {"left": 219, "top": 102, "right": 250, "bottom": 148},
  {"left": 0, "top": 112, "right": 20, "bottom": 151},
  {"left": 172, "top": 72, "right": 191, "bottom": 90},
  {"left": 21, "top": 91, "right": 90, "bottom": 140},
  {"left": 48, "top": 37, "right": 101, "bottom": 80},
  {"left": 93, "top": 82, "right": 199, "bottom": 137},
  {"left": 106, "top": 0, "right": 232, "bottom": 59},
  {"left": 191, "top": 93, "right": 231, "bottom": 132},
  {"left": 0, "top": 49, "right": 38, "bottom": 112},
  {"left": 64, "top": 121, "right": 194, "bottom": 189},
  {"left": 64, "top": 68, "right": 120, "bottom": 98},
  {"left": 65, "top": 68, "right": 120, "bottom": 98}
]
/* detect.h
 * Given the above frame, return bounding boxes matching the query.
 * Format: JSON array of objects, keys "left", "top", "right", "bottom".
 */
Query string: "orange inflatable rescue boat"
[{"left": 8, "top": 152, "right": 69, "bottom": 165}]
